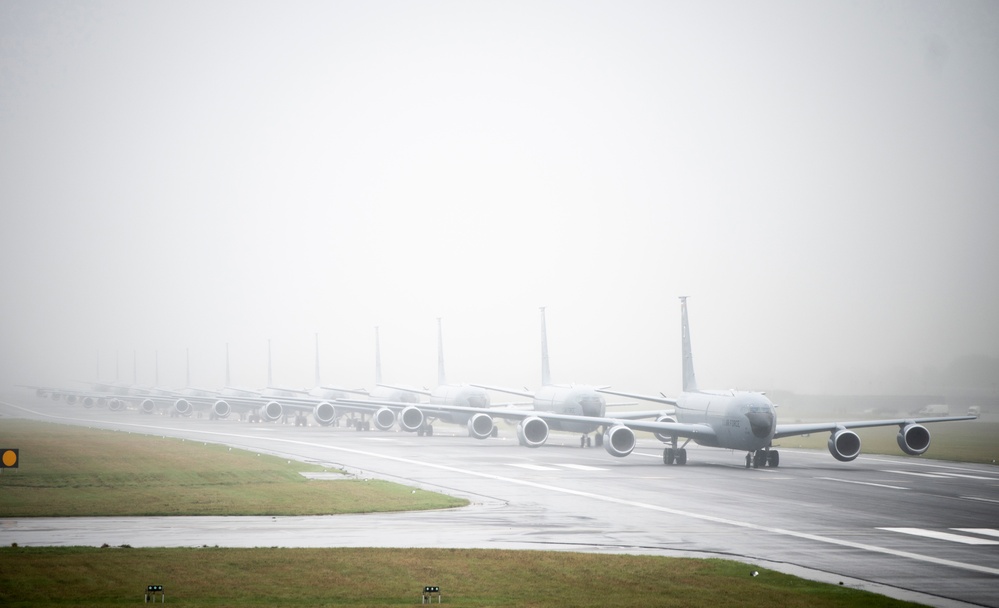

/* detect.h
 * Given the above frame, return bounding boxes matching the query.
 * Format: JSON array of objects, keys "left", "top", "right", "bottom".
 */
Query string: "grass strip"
[
  {"left": 0, "top": 546, "right": 924, "bottom": 607},
  {"left": 0, "top": 419, "right": 466, "bottom": 516}
]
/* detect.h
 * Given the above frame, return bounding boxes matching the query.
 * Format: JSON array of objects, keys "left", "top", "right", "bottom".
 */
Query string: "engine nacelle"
[
  {"left": 140, "top": 399, "right": 157, "bottom": 414},
  {"left": 173, "top": 398, "right": 193, "bottom": 417},
  {"left": 398, "top": 406, "right": 424, "bottom": 433},
  {"left": 828, "top": 429, "right": 861, "bottom": 462},
  {"left": 261, "top": 401, "right": 283, "bottom": 422},
  {"left": 653, "top": 414, "right": 678, "bottom": 443},
  {"left": 107, "top": 398, "right": 126, "bottom": 411},
  {"left": 603, "top": 425, "right": 637, "bottom": 457},
  {"left": 313, "top": 402, "right": 337, "bottom": 426},
  {"left": 82, "top": 396, "right": 98, "bottom": 408},
  {"left": 65, "top": 394, "right": 78, "bottom": 405},
  {"left": 467, "top": 413, "right": 495, "bottom": 440},
  {"left": 212, "top": 400, "right": 231, "bottom": 419},
  {"left": 35, "top": 388, "right": 48, "bottom": 398},
  {"left": 897, "top": 423, "right": 930, "bottom": 456},
  {"left": 517, "top": 416, "right": 549, "bottom": 448},
  {"left": 373, "top": 407, "right": 396, "bottom": 431}
]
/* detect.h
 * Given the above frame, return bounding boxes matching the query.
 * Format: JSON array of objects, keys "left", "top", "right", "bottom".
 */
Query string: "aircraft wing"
[
  {"left": 377, "top": 383, "right": 432, "bottom": 397},
  {"left": 471, "top": 384, "right": 536, "bottom": 399},
  {"left": 773, "top": 414, "right": 978, "bottom": 440},
  {"left": 606, "top": 409, "right": 676, "bottom": 420},
  {"left": 596, "top": 388, "right": 679, "bottom": 407},
  {"left": 334, "top": 398, "right": 715, "bottom": 441}
]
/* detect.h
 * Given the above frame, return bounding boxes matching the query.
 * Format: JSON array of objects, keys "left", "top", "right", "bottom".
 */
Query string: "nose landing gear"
[{"left": 746, "top": 448, "right": 780, "bottom": 468}]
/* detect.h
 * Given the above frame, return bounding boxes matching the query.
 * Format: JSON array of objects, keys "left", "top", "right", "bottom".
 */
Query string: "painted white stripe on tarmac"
[
  {"left": 879, "top": 528, "right": 999, "bottom": 545},
  {"left": 883, "top": 469, "right": 949, "bottom": 478},
  {"left": 557, "top": 464, "right": 607, "bottom": 471},
  {"left": 816, "top": 477, "right": 909, "bottom": 490},
  {"left": 952, "top": 528, "right": 999, "bottom": 539},
  {"left": 961, "top": 496, "right": 999, "bottom": 504},
  {"left": 9, "top": 402, "right": 999, "bottom": 578},
  {"left": 508, "top": 463, "right": 558, "bottom": 471}
]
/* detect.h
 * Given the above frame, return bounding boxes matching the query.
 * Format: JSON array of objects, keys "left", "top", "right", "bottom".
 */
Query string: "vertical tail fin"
[
  {"left": 225, "top": 343, "right": 231, "bottom": 386},
  {"left": 437, "top": 317, "right": 446, "bottom": 386},
  {"left": 540, "top": 307, "right": 551, "bottom": 386},
  {"left": 680, "top": 296, "right": 698, "bottom": 393},
  {"left": 374, "top": 326, "right": 382, "bottom": 385},
  {"left": 314, "top": 333, "right": 321, "bottom": 387},
  {"left": 267, "top": 339, "right": 273, "bottom": 386}
]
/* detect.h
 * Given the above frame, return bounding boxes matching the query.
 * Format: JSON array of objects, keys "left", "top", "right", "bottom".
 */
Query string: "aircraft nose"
[{"left": 746, "top": 410, "right": 775, "bottom": 439}]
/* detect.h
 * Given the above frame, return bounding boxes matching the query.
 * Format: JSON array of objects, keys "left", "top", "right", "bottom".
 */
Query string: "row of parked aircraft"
[{"left": 25, "top": 299, "right": 977, "bottom": 469}]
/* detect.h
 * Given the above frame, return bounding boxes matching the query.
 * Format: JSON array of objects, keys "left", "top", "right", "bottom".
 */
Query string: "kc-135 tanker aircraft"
[
  {"left": 331, "top": 299, "right": 978, "bottom": 468},
  {"left": 24, "top": 300, "right": 977, "bottom": 468}
]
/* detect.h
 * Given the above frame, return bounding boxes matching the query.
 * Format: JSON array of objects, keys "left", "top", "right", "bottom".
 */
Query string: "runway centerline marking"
[
  {"left": 8, "top": 402, "right": 999, "bottom": 578},
  {"left": 815, "top": 477, "right": 909, "bottom": 490},
  {"left": 883, "top": 470, "right": 948, "bottom": 478}
]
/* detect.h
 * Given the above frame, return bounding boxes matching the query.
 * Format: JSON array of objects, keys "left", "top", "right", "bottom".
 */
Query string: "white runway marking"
[
  {"left": 816, "top": 477, "right": 909, "bottom": 490},
  {"left": 557, "top": 464, "right": 607, "bottom": 471},
  {"left": 952, "top": 528, "right": 999, "bottom": 539},
  {"left": 508, "top": 463, "right": 558, "bottom": 471},
  {"left": 879, "top": 528, "right": 999, "bottom": 546},
  {"left": 960, "top": 496, "right": 999, "bottom": 504},
  {"left": 883, "top": 469, "right": 949, "bottom": 478}
]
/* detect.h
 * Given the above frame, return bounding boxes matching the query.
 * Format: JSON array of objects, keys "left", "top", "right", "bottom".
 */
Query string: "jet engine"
[
  {"left": 897, "top": 423, "right": 930, "bottom": 456},
  {"left": 653, "top": 414, "right": 678, "bottom": 443},
  {"left": 517, "top": 416, "right": 549, "bottom": 448},
  {"left": 261, "top": 401, "right": 283, "bottom": 422},
  {"left": 82, "top": 396, "right": 99, "bottom": 408},
  {"left": 140, "top": 399, "right": 157, "bottom": 414},
  {"left": 65, "top": 394, "right": 78, "bottom": 405},
  {"left": 398, "top": 406, "right": 424, "bottom": 433},
  {"left": 313, "top": 402, "right": 337, "bottom": 426},
  {"left": 603, "top": 425, "right": 637, "bottom": 457},
  {"left": 828, "top": 429, "right": 861, "bottom": 462},
  {"left": 172, "top": 398, "right": 193, "bottom": 417},
  {"left": 35, "top": 388, "right": 48, "bottom": 398},
  {"left": 467, "top": 413, "right": 495, "bottom": 440},
  {"left": 107, "top": 398, "right": 126, "bottom": 411},
  {"left": 212, "top": 400, "right": 231, "bottom": 419},
  {"left": 373, "top": 407, "right": 396, "bottom": 431}
]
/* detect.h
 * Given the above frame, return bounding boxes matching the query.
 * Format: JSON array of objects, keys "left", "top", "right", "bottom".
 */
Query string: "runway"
[{"left": 2, "top": 396, "right": 997, "bottom": 607}]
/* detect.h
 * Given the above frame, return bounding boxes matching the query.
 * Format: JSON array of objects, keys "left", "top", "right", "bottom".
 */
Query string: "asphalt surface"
[{"left": 2, "top": 396, "right": 997, "bottom": 607}]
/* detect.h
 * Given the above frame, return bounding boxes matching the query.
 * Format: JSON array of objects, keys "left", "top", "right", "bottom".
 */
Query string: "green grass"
[
  {"left": 0, "top": 419, "right": 467, "bottom": 516},
  {"left": 0, "top": 546, "right": 924, "bottom": 607},
  {"left": 776, "top": 419, "right": 998, "bottom": 464}
]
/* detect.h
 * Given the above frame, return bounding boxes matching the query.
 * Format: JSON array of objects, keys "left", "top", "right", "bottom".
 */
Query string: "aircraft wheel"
[
  {"left": 594, "top": 433, "right": 603, "bottom": 447},
  {"left": 663, "top": 447, "right": 675, "bottom": 465},
  {"left": 491, "top": 427, "right": 498, "bottom": 438},
  {"left": 364, "top": 421, "right": 371, "bottom": 431},
  {"left": 417, "top": 428, "right": 424, "bottom": 437},
  {"left": 753, "top": 451, "right": 765, "bottom": 468},
  {"left": 427, "top": 425, "right": 434, "bottom": 436},
  {"left": 676, "top": 448, "right": 687, "bottom": 465},
  {"left": 767, "top": 451, "right": 780, "bottom": 467}
]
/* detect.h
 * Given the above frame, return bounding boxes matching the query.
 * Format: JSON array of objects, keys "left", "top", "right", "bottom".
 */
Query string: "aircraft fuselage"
[
  {"left": 533, "top": 385, "right": 607, "bottom": 433},
  {"left": 676, "top": 390, "right": 776, "bottom": 451}
]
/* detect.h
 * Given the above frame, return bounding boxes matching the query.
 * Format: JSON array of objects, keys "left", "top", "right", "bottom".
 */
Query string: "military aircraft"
[
  {"left": 356, "top": 317, "right": 499, "bottom": 437},
  {"left": 334, "top": 308, "right": 671, "bottom": 450},
  {"left": 597, "top": 297, "right": 979, "bottom": 467}
]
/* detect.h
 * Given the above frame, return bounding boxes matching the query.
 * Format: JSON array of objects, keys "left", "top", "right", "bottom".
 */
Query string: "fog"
[{"left": 2, "top": 1, "right": 997, "bottom": 399}]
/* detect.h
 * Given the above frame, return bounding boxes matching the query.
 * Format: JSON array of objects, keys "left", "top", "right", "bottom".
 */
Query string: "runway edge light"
[{"left": 1, "top": 449, "right": 18, "bottom": 469}]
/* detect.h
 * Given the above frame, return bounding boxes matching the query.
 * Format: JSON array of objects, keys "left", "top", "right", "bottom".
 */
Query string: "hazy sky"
[{"left": 2, "top": 1, "right": 997, "bottom": 396}]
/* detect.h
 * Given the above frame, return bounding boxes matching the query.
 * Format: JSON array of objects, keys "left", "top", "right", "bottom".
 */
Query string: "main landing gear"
[
  {"left": 663, "top": 447, "right": 687, "bottom": 465},
  {"left": 663, "top": 437, "right": 688, "bottom": 465},
  {"left": 746, "top": 448, "right": 780, "bottom": 468},
  {"left": 579, "top": 433, "right": 604, "bottom": 448}
]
